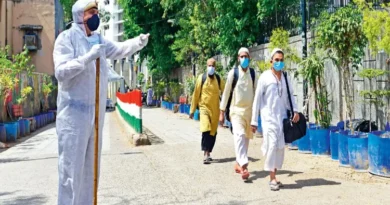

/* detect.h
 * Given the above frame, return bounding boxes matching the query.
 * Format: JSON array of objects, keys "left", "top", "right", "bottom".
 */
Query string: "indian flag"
[{"left": 116, "top": 91, "right": 142, "bottom": 133}]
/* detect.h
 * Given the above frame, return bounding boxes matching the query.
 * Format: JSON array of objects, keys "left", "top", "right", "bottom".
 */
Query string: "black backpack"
[
  {"left": 201, "top": 72, "right": 221, "bottom": 90},
  {"left": 225, "top": 67, "right": 256, "bottom": 131}
]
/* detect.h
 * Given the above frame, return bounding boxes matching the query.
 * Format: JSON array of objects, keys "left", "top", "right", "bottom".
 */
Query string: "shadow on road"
[
  {"left": 0, "top": 156, "right": 58, "bottom": 164},
  {"left": 282, "top": 178, "right": 342, "bottom": 189},
  {"left": 246, "top": 170, "right": 304, "bottom": 182},
  {"left": 215, "top": 157, "right": 260, "bottom": 163},
  {"left": 0, "top": 191, "right": 47, "bottom": 205}
]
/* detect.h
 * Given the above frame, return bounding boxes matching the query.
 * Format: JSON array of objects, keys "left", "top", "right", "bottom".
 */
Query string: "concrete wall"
[{"left": 11, "top": 0, "right": 56, "bottom": 75}]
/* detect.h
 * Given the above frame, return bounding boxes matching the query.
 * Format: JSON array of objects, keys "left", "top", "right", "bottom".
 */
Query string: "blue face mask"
[
  {"left": 240, "top": 58, "right": 250, "bottom": 69},
  {"left": 87, "top": 34, "right": 100, "bottom": 46},
  {"left": 273, "top": 61, "right": 285, "bottom": 71},
  {"left": 86, "top": 14, "right": 100, "bottom": 32},
  {"left": 207, "top": 66, "right": 215, "bottom": 76}
]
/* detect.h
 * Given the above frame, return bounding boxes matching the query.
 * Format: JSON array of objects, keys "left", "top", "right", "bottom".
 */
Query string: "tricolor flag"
[{"left": 116, "top": 91, "right": 142, "bottom": 133}]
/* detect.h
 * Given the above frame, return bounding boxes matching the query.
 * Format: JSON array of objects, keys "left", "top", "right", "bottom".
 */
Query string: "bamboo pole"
[{"left": 93, "top": 58, "right": 100, "bottom": 205}]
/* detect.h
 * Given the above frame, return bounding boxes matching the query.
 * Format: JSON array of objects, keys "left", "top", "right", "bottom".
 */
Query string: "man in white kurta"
[
  {"left": 251, "top": 48, "right": 299, "bottom": 191},
  {"left": 220, "top": 47, "right": 257, "bottom": 180}
]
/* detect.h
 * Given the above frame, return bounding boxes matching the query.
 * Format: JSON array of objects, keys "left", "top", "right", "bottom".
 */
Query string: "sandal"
[
  {"left": 241, "top": 169, "right": 250, "bottom": 180},
  {"left": 269, "top": 181, "right": 280, "bottom": 191}
]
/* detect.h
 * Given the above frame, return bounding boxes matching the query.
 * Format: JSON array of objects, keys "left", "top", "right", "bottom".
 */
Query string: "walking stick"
[{"left": 93, "top": 58, "right": 100, "bottom": 205}]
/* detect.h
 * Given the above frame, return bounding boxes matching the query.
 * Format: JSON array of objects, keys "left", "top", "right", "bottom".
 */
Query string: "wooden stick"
[{"left": 93, "top": 58, "right": 100, "bottom": 205}]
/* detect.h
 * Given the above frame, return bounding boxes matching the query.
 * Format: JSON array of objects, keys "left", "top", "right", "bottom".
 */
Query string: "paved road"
[{"left": 0, "top": 108, "right": 389, "bottom": 205}]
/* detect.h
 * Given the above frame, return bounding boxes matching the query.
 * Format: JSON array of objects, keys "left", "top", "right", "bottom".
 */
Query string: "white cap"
[
  {"left": 270, "top": 48, "right": 284, "bottom": 59},
  {"left": 238, "top": 47, "right": 250, "bottom": 55}
]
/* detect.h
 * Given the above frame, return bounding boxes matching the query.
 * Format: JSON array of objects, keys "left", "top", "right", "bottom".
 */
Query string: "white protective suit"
[
  {"left": 53, "top": 1, "right": 148, "bottom": 204},
  {"left": 251, "top": 70, "right": 297, "bottom": 171}
]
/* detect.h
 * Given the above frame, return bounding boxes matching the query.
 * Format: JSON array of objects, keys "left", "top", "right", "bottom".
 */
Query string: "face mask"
[
  {"left": 87, "top": 34, "right": 100, "bottom": 46},
  {"left": 273, "top": 61, "right": 285, "bottom": 71},
  {"left": 240, "top": 58, "right": 250, "bottom": 69},
  {"left": 207, "top": 66, "right": 215, "bottom": 75},
  {"left": 86, "top": 14, "right": 100, "bottom": 31}
]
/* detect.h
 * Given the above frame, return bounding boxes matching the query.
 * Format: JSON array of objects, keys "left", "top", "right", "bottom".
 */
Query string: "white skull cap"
[
  {"left": 270, "top": 48, "right": 284, "bottom": 59},
  {"left": 238, "top": 47, "right": 250, "bottom": 55}
]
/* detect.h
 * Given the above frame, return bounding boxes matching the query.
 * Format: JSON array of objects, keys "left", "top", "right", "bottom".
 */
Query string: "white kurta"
[
  {"left": 251, "top": 70, "right": 297, "bottom": 171},
  {"left": 220, "top": 67, "right": 257, "bottom": 166}
]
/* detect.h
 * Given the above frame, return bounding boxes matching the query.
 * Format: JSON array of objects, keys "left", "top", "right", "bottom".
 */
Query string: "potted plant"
[
  {"left": 299, "top": 49, "right": 333, "bottom": 156},
  {"left": 169, "top": 81, "right": 182, "bottom": 113},
  {"left": 0, "top": 45, "right": 35, "bottom": 141},
  {"left": 153, "top": 80, "right": 166, "bottom": 107}
]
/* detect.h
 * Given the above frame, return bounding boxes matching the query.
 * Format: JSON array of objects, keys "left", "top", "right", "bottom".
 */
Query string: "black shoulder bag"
[{"left": 283, "top": 72, "right": 307, "bottom": 143}]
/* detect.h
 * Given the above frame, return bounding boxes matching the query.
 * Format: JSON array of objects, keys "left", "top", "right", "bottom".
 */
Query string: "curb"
[{"left": 115, "top": 109, "right": 151, "bottom": 146}]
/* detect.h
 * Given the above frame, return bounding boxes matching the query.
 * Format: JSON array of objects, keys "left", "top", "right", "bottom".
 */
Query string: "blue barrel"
[
  {"left": 186, "top": 104, "right": 191, "bottom": 115},
  {"left": 4, "top": 122, "right": 18, "bottom": 142},
  {"left": 298, "top": 123, "right": 315, "bottom": 153},
  {"left": 339, "top": 130, "right": 351, "bottom": 167},
  {"left": 330, "top": 130, "right": 340, "bottom": 161},
  {"left": 18, "top": 120, "right": 25, "bottom": 137},
  {"left": 288, "top": 116, "right": 299, "bottom": 150},
  {"left": 310, "top": 128, "right": 330, "bottom": 155},
  {"left": 180, "top": 104, "right": 185, "bottom": 113},
  {"left": 257, "top": 115, "right": 263, "bottom": 133},
  {"left": 35, "top": 116, "right": 40, "bottom": 128},
  {"left": 386, "top": 122, "right": 390, "bottom": 131},
  {"left": 368, "top": 131, "right": 390, "bottom": 177},
  {"left": 194, "top": 109, "right": 200, "bottom": 121},
  {"left": 24, "top": 119, "right": 30, "bottom": 135},
  {"left": 0, "top": 124, "right": 6, "bottom": 143},
  {"left": 348, "top": 133, "right": 369, "bottom": 171}
]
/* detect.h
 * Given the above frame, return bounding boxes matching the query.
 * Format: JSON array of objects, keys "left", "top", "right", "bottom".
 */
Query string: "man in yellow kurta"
[{"left": 190, "top": 58, "right": 224, "bottom": 164}]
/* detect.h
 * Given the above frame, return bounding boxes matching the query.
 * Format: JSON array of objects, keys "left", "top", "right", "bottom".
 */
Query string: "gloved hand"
[
  {"left": 81, "top": 44, "right": 106, "bottom": 64},
  {"left": 140, "top": 33, "right": 150, "bottom": 47}
]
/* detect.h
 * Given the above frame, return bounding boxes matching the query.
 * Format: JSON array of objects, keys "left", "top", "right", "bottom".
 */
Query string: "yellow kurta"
[{"left": 190, "top": 74, "right": 225, "bottom": 136}]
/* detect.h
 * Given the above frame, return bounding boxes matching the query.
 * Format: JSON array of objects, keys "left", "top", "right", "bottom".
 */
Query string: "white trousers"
[
  {"left": 232, "top": 116, "right": 250, "bottom": 166},
  {"left": 264, "top": 146, "right": 285, "bottom": 171}
]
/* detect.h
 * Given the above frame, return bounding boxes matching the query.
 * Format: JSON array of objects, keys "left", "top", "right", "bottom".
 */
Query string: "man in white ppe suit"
[
  {"left": 53, "top": 0, "right": 149, "bottom": 204},
  {"left": 251, "top": 48, "right": 299, "bottom": 191}
]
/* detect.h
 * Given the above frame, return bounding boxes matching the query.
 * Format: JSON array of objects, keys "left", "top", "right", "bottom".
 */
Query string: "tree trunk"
[
  {"left": 338, "top": 68, "right": 344, "bottom": 122},
  {"left": 343, "top": 66, "right": 354, "bottom": 133}
]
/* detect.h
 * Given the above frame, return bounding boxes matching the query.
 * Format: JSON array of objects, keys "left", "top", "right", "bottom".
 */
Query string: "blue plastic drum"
[
  {"left": 309, "top": 128, "right": 330, "bottom": 155},
  {"left": 339, "top": 130, "right": 352, "bottom": 167},
  {"left": 368, "top": 131, "right": 390, "bottom": 177},
  {"left": 330, "top": 131, "right": 340, "bottom": 161},
  {"left": 4, "top": 122, "right": 18, "bottom": 142},
  {"left": 298, "top": 123, "right": 315, "bottom": 153},
  {"left": 194, "top": 109, "right": 200, "bottom": 121},
  {"left": 348, "top": 133, "right": 369, "bottom": 171}
]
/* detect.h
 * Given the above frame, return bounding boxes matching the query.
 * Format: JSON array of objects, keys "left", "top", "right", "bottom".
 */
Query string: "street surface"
[{"left": 0, "top": 108, "right": 389, "bottom": 205}]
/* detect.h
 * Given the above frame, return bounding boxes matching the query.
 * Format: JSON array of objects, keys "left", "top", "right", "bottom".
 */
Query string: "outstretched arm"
[{"left": 105, "top": 34, "right": 149, "bottom": 60}]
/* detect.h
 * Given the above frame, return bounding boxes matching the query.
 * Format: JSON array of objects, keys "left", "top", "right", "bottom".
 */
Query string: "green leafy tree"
[
  {"left": 355, "top": 0, "right": 390, "bottom": 55},
  {"left": 299, "top": 49, "right": 332, "bottom": 128},
  {"left": 169, "top": 81, "right": 182, "bottom": 103},
  {"left": 119, "top": 0, "right": 179, "bottom": 82},
  {"left": 60, "top": 0, "right": 76, "bottom": 22},
  {"left": 315, "top": 5, "right": 367, "bottom": 131},
  {"left": 357, "top": 68, "right": 388, "bottom": 131}
]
